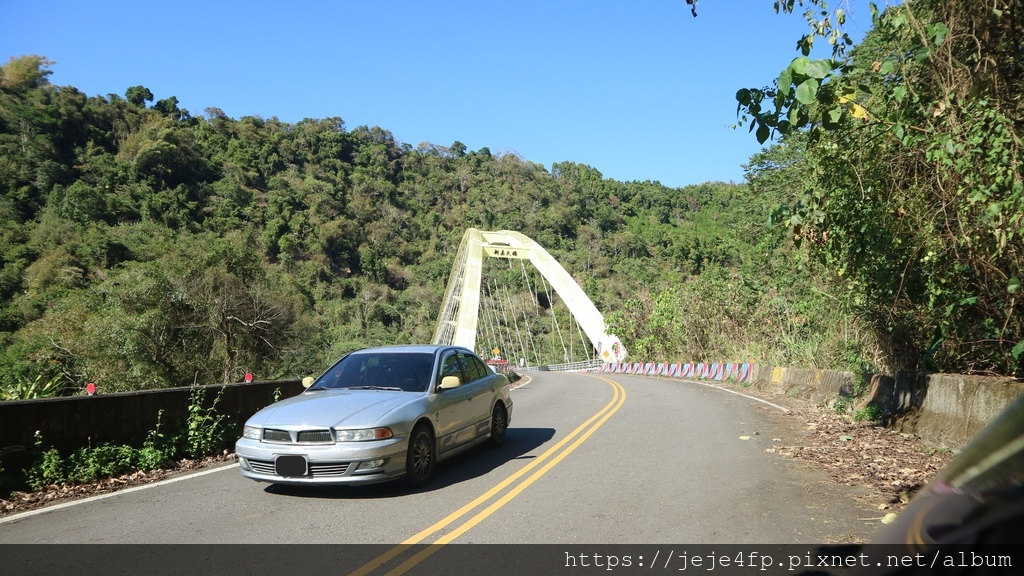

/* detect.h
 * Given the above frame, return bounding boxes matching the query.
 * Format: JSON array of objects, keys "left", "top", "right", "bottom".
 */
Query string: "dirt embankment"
[{"left": 738, "top": 382, "right": 953, "bottom": 518}]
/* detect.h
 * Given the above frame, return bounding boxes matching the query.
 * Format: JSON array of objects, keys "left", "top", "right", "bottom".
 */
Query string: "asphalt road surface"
[{"left": 0, "top": 372, "right": 878, "bottom": 549}]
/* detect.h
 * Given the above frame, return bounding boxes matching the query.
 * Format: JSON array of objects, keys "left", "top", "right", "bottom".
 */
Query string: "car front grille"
[
  {"left": 297, "top": 430, "right": 333, "bottom": 443},
  {"left": 247, "top": 459, "right": 277, "bottom": 475},
  {"left": 261, "top": 429, "right": 335, "bottom": 444},
  {"left": 245, "top": 458, "right": 351, "bottom": 478},
  {"left": 309, "top": 462, "right": 351, "bottom": 477}
]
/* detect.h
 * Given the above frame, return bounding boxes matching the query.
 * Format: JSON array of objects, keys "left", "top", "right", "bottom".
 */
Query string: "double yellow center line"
[{"left": 349, "top": 375, "right": 626, "bottom": 576}]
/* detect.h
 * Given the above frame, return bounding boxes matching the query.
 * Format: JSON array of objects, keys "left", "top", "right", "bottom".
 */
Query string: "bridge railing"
[{"left": 519, "top": 359, "right": 605, "bottom": 373}]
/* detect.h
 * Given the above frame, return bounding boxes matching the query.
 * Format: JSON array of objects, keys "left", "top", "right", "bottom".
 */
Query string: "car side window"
[
  {"left": 471, "top": 356, "right": 489, "bottom": 380},
  {"left": 457, "top": 352, "right": 488, "bottom": 383},
  {"left": 439, "top": 353, "right": 463, "bottom": 384}
]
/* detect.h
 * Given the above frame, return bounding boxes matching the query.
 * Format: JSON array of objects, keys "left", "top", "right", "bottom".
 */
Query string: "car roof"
[{"left": 348, "top": 344, "right": 471, "bottom": 356}]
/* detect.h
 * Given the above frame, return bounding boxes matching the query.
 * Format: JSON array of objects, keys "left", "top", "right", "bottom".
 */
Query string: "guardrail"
[
  {"left": 519, "top": 359, "right": 605, "bottom": 372},
  {"left": 596, "top": 361, "right": 753, "bottom": 381}
]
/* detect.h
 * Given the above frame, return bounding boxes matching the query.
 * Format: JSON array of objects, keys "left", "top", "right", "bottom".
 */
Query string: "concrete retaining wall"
[
  {"left": 883, "top": 373, "right": 1024, "bottom": 450},
  {"left": 745, "top": 365, "right": 858, "bottom": 408},
  {"left": 741, "top": 365, "right": 1023, "bottom": 451},
  {"left": 0, "top": 380, "right": 304, "bottom": 459}
]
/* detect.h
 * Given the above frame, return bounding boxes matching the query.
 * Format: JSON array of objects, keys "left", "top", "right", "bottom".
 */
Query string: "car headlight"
[
  {"left": 242, "top": 425, "right": 262, "bottom": 440},
  {"left": 334, "top": 428, "right": 393, "bottom": 441}
]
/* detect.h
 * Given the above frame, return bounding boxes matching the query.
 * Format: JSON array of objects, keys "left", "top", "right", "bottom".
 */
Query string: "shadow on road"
[{"left": 261, "top": 426, "right": 556, "bottom": 500}]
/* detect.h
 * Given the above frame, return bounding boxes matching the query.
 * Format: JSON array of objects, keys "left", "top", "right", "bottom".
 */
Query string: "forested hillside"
[{"left": 0, "top": 54, "right": 876, "bottom": 397}]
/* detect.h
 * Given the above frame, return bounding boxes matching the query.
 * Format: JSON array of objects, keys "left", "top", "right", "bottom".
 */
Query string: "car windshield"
[{"left": 309, "top": 352, "right": 434, "bottom": 392}]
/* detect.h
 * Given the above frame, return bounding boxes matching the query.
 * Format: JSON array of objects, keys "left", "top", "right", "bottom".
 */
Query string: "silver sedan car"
[{"left": 235, "top": 345, "right": 513, "bottom": 487}]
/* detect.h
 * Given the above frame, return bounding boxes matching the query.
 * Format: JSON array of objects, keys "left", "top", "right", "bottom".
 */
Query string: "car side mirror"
[
  {"left": 302, "top": 376, "right": 315, "bottom": 388},
  {"left": 439, "top": 375, "right": 462, "bottom": 390}
]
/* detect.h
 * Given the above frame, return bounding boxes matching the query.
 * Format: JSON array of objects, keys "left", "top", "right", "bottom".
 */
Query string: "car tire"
[
  {"left": 487, "top": 404, "right": 508, "bottom": 448},
  {"left": 404, "top": 423, "right": 436, "bottom": 488}
]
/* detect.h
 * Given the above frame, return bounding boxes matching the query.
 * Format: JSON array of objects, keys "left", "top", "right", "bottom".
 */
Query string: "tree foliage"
[{"left": 737, "top": 1, "right": 1023, "bottom": 375}]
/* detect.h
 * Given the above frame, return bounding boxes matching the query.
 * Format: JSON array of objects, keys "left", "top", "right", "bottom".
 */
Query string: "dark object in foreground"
[{"left": 857, "top": 393, "right": 1024, "bottom": 574}]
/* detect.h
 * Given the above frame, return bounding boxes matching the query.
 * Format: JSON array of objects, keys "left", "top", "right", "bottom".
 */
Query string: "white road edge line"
[
  {"left": 681, "top": 379, "right": 791, "bottom": 413},
  {"left": 510, "top": 375, "right": 531, "bottom": 390},
  {"left": 0, "top": 462, "right": 237, "bottom": 525}
]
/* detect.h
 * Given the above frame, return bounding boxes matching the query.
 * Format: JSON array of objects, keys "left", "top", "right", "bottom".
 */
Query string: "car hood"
[{"left": 247, "top": 389, "right": 419, "bottom": 429}]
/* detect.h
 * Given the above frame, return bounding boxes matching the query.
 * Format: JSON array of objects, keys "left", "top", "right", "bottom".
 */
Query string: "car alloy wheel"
[
  {"left": 488, "top": 405, "right": 507, "bottom": 448},
  {"left": 405, "top": 424, "right": 436, "bottom": 487}
]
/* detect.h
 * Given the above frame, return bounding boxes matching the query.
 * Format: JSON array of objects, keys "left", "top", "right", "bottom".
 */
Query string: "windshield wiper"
[{"left": 344, "top": 386, "right": 403, "bottom": 391}]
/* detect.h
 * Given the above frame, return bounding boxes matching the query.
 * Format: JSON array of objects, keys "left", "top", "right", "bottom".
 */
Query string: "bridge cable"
[
  {"left": 503, "top": 258, "right": 532, "bottom": 367},
  {"left": 435, "top": 248, "right": 466, "bottom": 345},
  {"left": 548, "top": 272, "right": 573, "bottom": 362},
  {"left": 569, "top": 309, "right": 574, "bottom": 362},
  {"left": 484, "top": 272, "right": 511, "bottom": 363},
  {"left": 487, "top": 280, "right": 511, "bottom": 364},
  {"left": 498, "top": 272, "right": 529, "bottom": 368},
  {"left": 577, "top": 307, "right": 592, "bottom": 361},
  {"left": 517, "top": 259, "right": 542, "bottom": 366},
  {"left": 487, "top": 285, "right": 505, "bottom": 361},
  {"left": 540, "top": 272, "right": 555, "bottom": 362},
  {"left": 479, "top": 280, "right": 499, "bottom": 359},
  {"left": 485, "top": 277, "right": 510, "bottom": 364},
  {"left": 539, "top": 273, "right": 568, "bottom": 363}
]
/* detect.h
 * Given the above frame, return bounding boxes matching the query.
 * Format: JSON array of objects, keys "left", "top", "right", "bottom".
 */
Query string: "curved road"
[{"left": 1, "top": 372, "right": 877, "bottom": 548}]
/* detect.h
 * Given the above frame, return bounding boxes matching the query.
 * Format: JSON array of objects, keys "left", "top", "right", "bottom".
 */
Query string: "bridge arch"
[{"left": 432, "top": 228, "right": 627, "bottom": 364}]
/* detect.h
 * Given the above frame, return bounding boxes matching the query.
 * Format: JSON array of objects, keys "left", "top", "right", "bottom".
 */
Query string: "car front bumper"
[{"left": 234, "top": 436, "right": 409, "bottom": 486}]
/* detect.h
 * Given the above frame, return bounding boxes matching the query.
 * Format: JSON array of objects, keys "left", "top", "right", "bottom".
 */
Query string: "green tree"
[
  {"left": 0, "top": 55, "right": 53, "bottom": 90},
  {"left": 153, "top": 95, "right": 182, "bottom": 119},
  {"left": 125, "top": 85, "right": 154, "bottom": 107}
]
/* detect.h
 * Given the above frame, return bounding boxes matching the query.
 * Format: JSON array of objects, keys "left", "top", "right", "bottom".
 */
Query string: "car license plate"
[{"left": 275, "top": 455, "right": 308, "bottom": 477}]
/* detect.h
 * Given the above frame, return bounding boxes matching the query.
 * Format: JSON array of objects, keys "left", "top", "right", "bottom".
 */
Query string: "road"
[{"left": 0, "top": 372, "right": 878, "bottom": 549}]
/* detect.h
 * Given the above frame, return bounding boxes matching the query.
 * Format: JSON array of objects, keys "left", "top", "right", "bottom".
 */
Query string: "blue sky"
[{"left": 2, "top": 1, "right": 880, "bottom": 188}]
